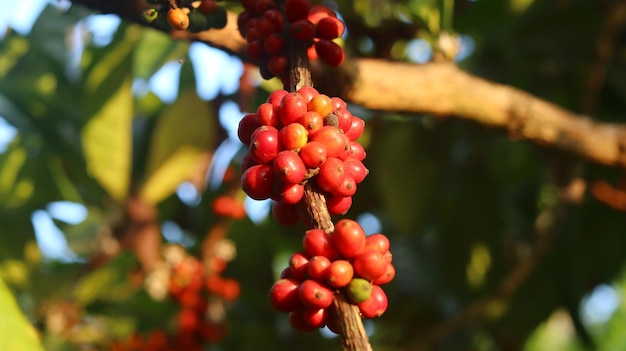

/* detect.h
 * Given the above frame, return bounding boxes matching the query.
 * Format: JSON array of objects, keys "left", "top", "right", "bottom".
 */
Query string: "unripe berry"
[
  {"left": 346, "top": 278, "right": 372, "bottom": 304},
  {"left": 167, "top": 8, "right": 190, "bottom": 30}
]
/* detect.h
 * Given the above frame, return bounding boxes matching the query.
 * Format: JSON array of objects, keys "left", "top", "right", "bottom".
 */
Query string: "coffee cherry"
[
  {"left": 271, "top": 201, "right": 300, "bottom": 225},
  {"left": 279, "top": 182, "right": 304, "bottom": 204},
  {"left": 279, "top": 123, "right": 308, "bottom": 150},
  {"left": 326, "top": 195, "right": 352, "bottom": 215},
  {"left": 267, "top": 89, "right": 289, "bottom": 107},
  {"left": 289, "top": 310, "right": 318, "bottom": 331},
  {"left": 257, "top": 103, "right": 280, "bottom": 127},
  {"left": 264, "top": 33, "right": 284, "bottom": 55},
  {"left": 307, "top": 4, "right": 336, "bottom": 25},
  {"left": 289, "top": 251, "right": 310, "bottom": 281},
  {"left": 345, "top": 116, "right": 366, "bottom": 141},
  {"left": 273, "top": 150, "right": 307, "bottom": 184},
  {"left": 241, "top": 164, "right": 274, "bottom": 200},
  {"left": 315, "top": 39, "right": 344, "bottom": 66},
  {"left": 298, "top": 279, "right": 333, "bottom": 309},
  {"left": 316, "top": 157, "right": 346, "bottom": 192},
  {"left": 316, "top": 17, "right": 345, "bottom": 39},
  {"left": 250, "top": 127, "right": 279, "bottom": 164},
  {"left": 358, "top": 285, "right": 388, "bottom": 318},
  {"left": 255, "top": 0, "right": 277, "bottom": 14},
  {"left": 364, "top": 234, "right": 390, "bottom": 254},
  {"left": 285, "top": 0, "right": 311, "bottom": 22},
  {"left": 246, "top": 40, "right": 264, "bottom": 61},
  {"left": 332, "top": 219, "right": 366, "bottom": 259},
  {"left": 280, "top": 93, "right": 308, "bottom": 125},
  {"left": 299, "top": 141, "right": 327, "bottom": 168},
  {"left": 346, "top": 278, "right": 372, "bottom": 304},
  {"left": 307, "top": 255, "right": 331, "bottom": 281},
  {"left": 343, "top": 157, "right": 368, "bottom": 183},
  {"left": 167, "top": 8, "right": 190, "bottom": 30},
  {"left": 372, "top": 263, "right": 395, "bottom": 285},
  {"left": 291, "top": 19, "right": 316, "bottom": 42},
  {"left": 298, "top": 111, "right": 324, "bottom": 135},
  {"left": 302, "top": 229, "right": 339, "bottom": 260},
  {"left": 326, "top": 260, "right": 353, "bottom": 288},
  {"left": 297, "top": 86, "right": 319, "bottom": 103},
  {"left": 307, "top": 94, "right": 334, "bottom": 118},
  {"left": 269, "top": 278, "right": 302, "bottom": 312},
  {"left": 142, "top": 9, "right": 159, "bottom": 23},
  {"left": 332, "top": 176, "right": 357, "bottom": 197},
  {"left": 268, "top": 55, "right": 288, "bottom": 76},
  {"left": 332, "top": 109, "right": 353, "bottom": 133},
  {"left": 264, "top": 9, "right": 284, "bottom": 32},
  {"left": 352, "top": 250, "right": 388, "bottom": 281},
  {"left": 302, "top": 307, "right": 328, "bottom": 328},
  {"left": 349, "top": 141, "right": 366, "bottom": 161},
  {"left": 197, "top": 0, "right": 219, "bottom": 15},
  {"left": 310, "top": 126, "right": 350, "bottom": 159}
]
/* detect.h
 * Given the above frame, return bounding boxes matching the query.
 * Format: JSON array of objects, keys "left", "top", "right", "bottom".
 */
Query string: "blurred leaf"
[
  {"left": 81, "top": 78, "right": 133, "bottom": 203},
  {"left": 140, "top": 88, "right": 214, "bottom": 204},
  {"left": 0, "top": 277, "right": 44, "bottom": 351},
  {"left": 133, "top": 29, "right": 189, "bottom": 80},
  {"left": 73, "top": 254, "right": 135, "bottom": 306}
]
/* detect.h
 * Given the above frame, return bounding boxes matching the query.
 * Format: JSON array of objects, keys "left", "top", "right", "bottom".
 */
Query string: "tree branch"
[{"left": 68, "top": 2, "right": 626, "bottom": 170}]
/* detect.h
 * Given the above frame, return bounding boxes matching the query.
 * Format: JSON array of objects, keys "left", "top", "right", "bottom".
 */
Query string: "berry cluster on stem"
[{"left": 142, "top": 0, "right": 227, "bottom": 33}]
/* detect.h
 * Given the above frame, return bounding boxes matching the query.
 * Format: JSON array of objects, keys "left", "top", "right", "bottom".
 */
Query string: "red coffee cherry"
[
  {"left": 308, "top": 94, "right": 334, "bottom": 118},
  {"left": 267, "top": 89, "right": 289, "bottom": 107},
  {"left": 316, "top": 16, "right": 345, "bottom": 39},
  {"left": 298, "top": 111, "right": 324, "bottom": 135},
  {"left": 343, "top": 157, "right": 368, "bottom": 183},
  {"left": 269, "top": 278, "right": 302, "bottom": 312},
  {"left": 345, "top": 116, "right": 366, "bottom": 141},
  {"left": 315, "top": 39, "right": 345, "bottom": 66},
  {"left": 316, "top": 157, "right": 346, "bottom": 192},
  {"left": 326, "top": 195, "right": 352, "bottom": 215},
  {"left": 271, "top": 201, "right": 300, "bottom": 225},
  {"left": 330, "top": 97, "right": 347, "bottom": 110},
  {"left": 250, "top": 127, "right": 279, "bottom": 164},
  {"left": 273, "top": 150, "right": 307, "bottom": 184},
  {"left": 264, "top": 9, "right": 285, "bottom": 31},
  {"left": 307, "top": 255, "right": 331, "bottom": 281},
  {"left": 302, "top": 307, "right": 328, "bottom": 328},
  {"left": 285, "top": 0, "right": 311, "bottom": 22},
  {"left": 307, "top": 4, "right": 335, "bottom": 25},
  {"left": 310, "top": 126, "right": 350, "bottom": 159},
  {"left": 268, "top": 55, "right": 288, "bottom": 76},
  {"left": 358, "top": 285, "right": 388, "bottom": 318},
  {"left": 289, "top": 251, "right": 310, "bottom": 281},
  {"left": 364, "top": 234, "right": 390, "bottom": 254},
  {"left": 352, "top": 250, "right": 388, "bottom": 281},
  {"left": 167, "top": 8, "right": 190, "bottom": 30},
  {"left": 299, "top": 141, "right": 327, "bottom": 168},
  {"left": 372, "top": 262, "right": 395, "bottom": 285},
  {"left": 298, "top": 279, "right": 333, "bottom": 309},
  {"left": 241, "top": 164, "right": 274, "bottom": 200},
  {"left": 332, "top": 176, "right": 357, "bottom": 197},
  {"left": 297, "top": 86, "right": 319, "bottom": 103},
  {"left": 290, "top": 19, "right": 317, "bottom": 42},
  {"left": 238, "top": 113, "right": 262, "bottom": 145},
  {"left": 198, "top": 0, "right": 219, "bottom": 15},
  {"left": 326, "top": 259, "right": 354, "bottom": 288},
  {"left": 257, "top": 103, "right": 279, "bottom": 127},
  {"left": 255, "top": 0, "right": 277, "bottom": 14},
  {"left": 332, "top": 219, "right": 366, "bottom": 259},
  {"left": 280, "top": 92, "right": 308, "bottom": 125},
  {"left": 264, "top": 33, "right": 284, "bottom": 54},
  {"left": 348, "top": 141, "right": 366, "bottom": 161},
  {"left": 246, "top": 39, "right": 264, "bottom": 61},
  {"left": 332, "top": 109, "right": 353, "bottom": 133},
  {"left": 288, "top": 310, "right": 318, "bottom": 331},
  {"left": 302, "top": 229, "right": 339, "bottom": 260},
  {"left": 279, "top": 182, "right": 304, "bottom": 204}
]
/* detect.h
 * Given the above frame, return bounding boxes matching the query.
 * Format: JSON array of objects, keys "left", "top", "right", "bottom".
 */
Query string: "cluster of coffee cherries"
[
  {"left": 142, "top": 0, "right": 227, "bottom": 33},
  {"left": 166, "top": 247, "right": 239, "bottom": 347},
  {"left": 238, "top": 0, "right": 346, "bottom": 81},
  {"left": 269, "top": 219, "right": 394, "bottom": 332},
  {"left": 237, "top": 87, "right": 367, "bottom": 225}
]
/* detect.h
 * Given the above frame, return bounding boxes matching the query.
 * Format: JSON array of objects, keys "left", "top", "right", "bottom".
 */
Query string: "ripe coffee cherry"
[
  {"left": 289, "top": 251, "right": 310, "bottom": 281},
  {"left": 198, "top": 0, "right": 219, "bottom": 15},
  {"left": 298, "top": 279, "right": 333, "bottom": 309},
  {"left": 279, "top": 123, "right": 308, "bottom": 150},
  {"left": 257, "top": 103, "right": 279, "bottom": 127},
  {"left": 274, "top": 150, "right": 307, "bottom": 184},
  {"left": 269, "top": 278, "right": 302, "bottom": 312},
  {"left": 347, "top": 278, "right": 372, "bottom": 304},
  {"left": 255, "top": 17, "right": 275, "bottom": 38},
  {"left": 308, "top": 94, "right": 334, "bottom": 118},
  {"left": 267, "top": 89, "right": 288, "bottom": 107},
  {"left": 345, "top": 116, "right": 366, "bottom": 141},
  {"left": 238, "top": 114, "right": 261, "bottom": 146},
  {"left": 264, "top": 33, "right": 284, "bottom": 55},
  {"left": 289, "top": 310, "right": 318, "bottom": 331},
  {"left": 268, "top": 55, "right": 288, "bottom": 76},
  {"left": 280, "top": 182, "right": 304, "bottom": 204},
  {"left": 332, "top": 219, "right": 366, "bottom": 259},
  {"left": 299, "top": 141, "right": 327, "bottom": 168},
  {"left": 285, "top": 0, "right": 311, "bottom": 22},
  {"left": 332, "top": 176, "right": 357, "bottom": 197},
  {"left": 246, "top": 40, "right": 264, "bottom": 61},
  {"left": 332, "top": 109, "right": 353, "bottom": 133},
  {"left": 297, "top": 86, "right": 319, "bottom": 103},
  {"left": 298, "top": 111, "right": 324, "bottom": 135},
  {"left": 352, "top": 250, "right": 388, "bottom": 281},
  {"left": 307, "top": 255, "right": 331, "bottom": 281},
  {"left": 291, "top": 19, "right": 316, "bottom": 42},
  {"left": 250, "top": 127, "right": 279, "bottom": 164},
  {"left": 372, "top": 263, "right": 396, "bottom": 285},
  {"left": 364, "top": 234, "right": 390, "bottom": 254},
  {"left": 316, "top": 157, "right": 346, "bottom": 192},
  {"left": 330, "top": 97, "right": 347, "bottom": 110},
  {"left": 264, "top": 9, "right": 284, "bottom": 31},
  {"left": 358, "top": 285, "right": 388, "bottom": 318},
  {"left": 242, "top": 164, "right": 274, "bottom": 200},
  {"left": 280, "top": 93, "right": 308, "bottom": 125},
  {"left": 316, "top": 16, "right": 345, "bottom": 39},
  {"left": 310, "top": 126, "right": 350, "bottom": 159},
  {"left": 326, "top": 195, "right": 352, "bottom": 215},
  {"left": 302, "top": 307, "right": 328, "bottom": 328},
  {"left": 302, "top": 229, "right": 339, "bottom": 260},
  {"left": 255, "top": 0, "right": 276, "bottom": 14},
  {"left": 349, "top": 141, "right": 366, "bottom": 161},
  {"left": 315, "top": 39, "right": 345, "bottom": 66},
  {"left": 343, "top": 157, "right": 368, "bottom": 183},
  {"left": 168, "top": 8, "right": 190, "bottom": 30},
  {"left": 272, "top": 201, "right": 300, "bottom": 225},
  {"left": 326, "top": 260, "right": 354, "bottom": 288}
]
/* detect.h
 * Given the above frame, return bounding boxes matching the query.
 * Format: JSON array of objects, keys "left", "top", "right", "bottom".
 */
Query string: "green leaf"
[
  {"left": 0, "top": 277, "right": 44, "bottom": 351},
  {"left": 132, "top": 29, "right": 189, "bottom": 80},
  {"left": 81, "top": 78, "right": 133, "bottom": 202},
  {"left": 140, "top": 88, "right": 214, "bottom": 204}
]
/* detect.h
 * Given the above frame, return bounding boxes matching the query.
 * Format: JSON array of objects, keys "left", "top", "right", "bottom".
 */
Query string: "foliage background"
[{"left": 1, "top": 0, "right": 626, "bottom": 350}]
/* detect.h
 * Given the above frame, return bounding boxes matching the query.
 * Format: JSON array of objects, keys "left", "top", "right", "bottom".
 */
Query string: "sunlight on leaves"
[
  {"left": 0, "top": 277, "right": 44, "bottom": 351},
  {"left": 81, "top": 78, "right": 132, "bottom": 202}
]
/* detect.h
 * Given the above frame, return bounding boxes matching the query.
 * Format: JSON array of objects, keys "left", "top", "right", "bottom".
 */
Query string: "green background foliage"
[{"left": 1, "top": 1, "right": 625, "bottom": 350}]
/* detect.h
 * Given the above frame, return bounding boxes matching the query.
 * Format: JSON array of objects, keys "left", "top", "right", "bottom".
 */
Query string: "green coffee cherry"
[
  {"left": 346, "top": 278, "right": 372, "bottom": 304},
  {"left": 142, "top": 9, "right": 159, "bottom": 24}
]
